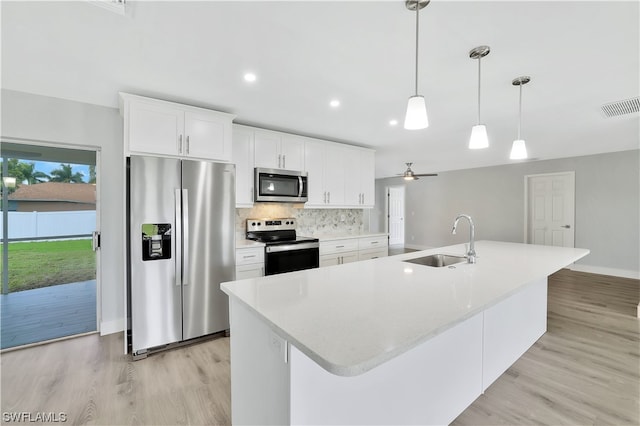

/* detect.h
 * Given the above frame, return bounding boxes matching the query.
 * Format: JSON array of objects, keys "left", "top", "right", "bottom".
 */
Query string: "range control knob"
[{"left": 251, "top": 222, "right": 256, "bottom": 226}]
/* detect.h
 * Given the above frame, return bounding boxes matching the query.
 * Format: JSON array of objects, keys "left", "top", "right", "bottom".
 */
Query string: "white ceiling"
[{"left": 2, "top": 1, "right": 638, "bottom": 178}]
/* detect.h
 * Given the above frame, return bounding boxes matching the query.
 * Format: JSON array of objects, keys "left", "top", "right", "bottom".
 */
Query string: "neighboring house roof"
[{"left": 8, "top": 182, "right": 96, "bottom": 204}]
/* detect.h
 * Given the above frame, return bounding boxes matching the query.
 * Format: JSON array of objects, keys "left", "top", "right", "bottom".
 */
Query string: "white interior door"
[
  {"left": 526, "top": 172, "right": 575, "bottom": 247},
  {"left": 388, "top": 186, "right": 405, "bottom": 246}
]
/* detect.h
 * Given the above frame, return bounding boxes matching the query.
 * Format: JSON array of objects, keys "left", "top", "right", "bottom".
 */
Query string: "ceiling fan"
[{"left": 396, "top": 163, "right": 438, "bottom": 180}]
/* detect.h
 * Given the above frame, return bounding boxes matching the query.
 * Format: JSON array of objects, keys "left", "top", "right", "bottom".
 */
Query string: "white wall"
[
  {"left": 374, "top": 150, "right": 640, "bottom": 278},
  {"left": 1, "top": 89, "right": 124, "bottom": 333}
]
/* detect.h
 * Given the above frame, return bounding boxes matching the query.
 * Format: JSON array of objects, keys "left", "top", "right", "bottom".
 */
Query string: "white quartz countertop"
[
  {"left": 221, "top": 241, "right": 589, "bottom": 377},
  {"left": 236, "top": 239, "right": 265, "bottom": 249}
]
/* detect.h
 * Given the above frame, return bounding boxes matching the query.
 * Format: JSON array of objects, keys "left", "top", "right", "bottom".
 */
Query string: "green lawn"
[{"left": 0, "top": 239, "right": 96, "bottom": 292}]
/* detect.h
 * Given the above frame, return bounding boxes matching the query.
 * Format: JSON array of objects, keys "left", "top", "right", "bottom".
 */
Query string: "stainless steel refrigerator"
[{"left": 127, "top": 155, "right": 235, "bottom": 357}]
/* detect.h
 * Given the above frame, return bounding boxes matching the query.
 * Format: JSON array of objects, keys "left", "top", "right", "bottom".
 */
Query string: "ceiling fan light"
[
  {"left": 469, "top": 124, "right": 489, "bottom": 149},
  {"left": 403, "top": 175, "right": 416, "bottom": 181},
  {"left": 510, "top": 139, "right": 528, "bottom": 160},
  {"left": 404, "top": 95, "right": 429, "bottom": 130}
]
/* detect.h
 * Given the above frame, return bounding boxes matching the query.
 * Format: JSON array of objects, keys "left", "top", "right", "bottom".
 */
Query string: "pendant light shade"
[
  {"left": 469, "top": 124, "right": 489, "bottom": 149},
  {"left": 404, "top": 0, "right": 430, "bottom": 130},
  {"left": 468, "top": 45, "right": 490, "bottom": 149},
  {"left": 404, "top": 95, "right": 429, "bottom": 129},
  {"left": 510, "top": 139, "right": 527, "bottom": 159},
  {"left": 510, "top": 76, "right": 531, "bottom": 160}
]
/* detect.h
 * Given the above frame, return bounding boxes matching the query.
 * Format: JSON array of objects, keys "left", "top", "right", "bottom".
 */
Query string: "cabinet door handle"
[
  {"left": 336, "top": 245, "right": 344, "bottom": 248},
  {"left": 243, "top": 254, "right": 256, "bottom": 259},
  {"left": 328, "top": 192, "right": 330, "bottom": 204},
  {"left": 324, "top": 191, "right": 327, "bottom": 203},
  {"left": 561, "top": 225, "right": 571, "bottom": 229},
  {"left": 186, "top": 136, "right": 190, "bottom": 154},
  {"left": 362, "top": 193, "right": 365, "bottom": 204},
  {"left": 178, "top": 134, "right": 183, "bottom": 153},
  {"left": 371, "top": 241, "right": 379, "bottom": 245},
  {"left": 282, "top": 154, "right": 286, "bottom": 169},
  {"left": 278, "top": 154, "right": 282, "bottom": 168}
]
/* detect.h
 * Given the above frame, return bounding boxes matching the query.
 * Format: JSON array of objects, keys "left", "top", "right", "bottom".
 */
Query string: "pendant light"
[
  {"left": 510, "top": 76, "right": 531, "bottom": 160},
  {"left": 404, "top": 0, "right": 430, "bottom": 130},
  {"left": 468, "top": 46, "right": 490, "bottom": 149}
]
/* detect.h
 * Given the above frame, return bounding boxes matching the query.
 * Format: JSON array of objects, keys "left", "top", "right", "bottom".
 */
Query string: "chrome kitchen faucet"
[{"left": 452, "top": 214, "right": 477, "bottom": 264}]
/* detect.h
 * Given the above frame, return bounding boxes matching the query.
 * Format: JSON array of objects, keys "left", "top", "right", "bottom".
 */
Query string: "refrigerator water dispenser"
[{"left": 142, "top": 223, "right": 172, "bottom": 261}]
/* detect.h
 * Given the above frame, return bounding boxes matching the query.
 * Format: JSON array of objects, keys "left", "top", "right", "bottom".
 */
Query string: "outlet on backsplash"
[{"left": 236, "top": 205, "right": 365, "bottom": 240}]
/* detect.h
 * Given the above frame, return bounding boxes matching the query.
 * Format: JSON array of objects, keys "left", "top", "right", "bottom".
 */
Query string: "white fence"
[{"left": 0, "top": 211, "right": 96, "bottom": 240}]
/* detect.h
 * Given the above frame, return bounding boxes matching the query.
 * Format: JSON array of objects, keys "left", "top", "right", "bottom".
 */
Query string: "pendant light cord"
[
  {"left": 477, "top": 56, "right": 482, "bottom": 124},
  {"left": 414, "top": 5, "right": 419, "bottom": 96},
  {"left": 517, "top": 83, "right": 523, "bottom": 140}
]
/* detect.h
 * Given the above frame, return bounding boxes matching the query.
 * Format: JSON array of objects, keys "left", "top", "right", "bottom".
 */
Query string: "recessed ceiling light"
[
  {"left": 329, "top": 99, "right": 340, "bottom": 108},
  {"left": 389, "top": 119, "right": 399, "bottom": 126},
  {"left": 243, "top": 72, "right": 257, "bottom": 83}
]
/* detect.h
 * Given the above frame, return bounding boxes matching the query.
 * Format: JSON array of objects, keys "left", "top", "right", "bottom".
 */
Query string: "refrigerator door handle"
[
  {"left": 175, "top": 188, "right": 183, "bottom": 287},
  {"left": 182, "top": 188, "right": 190, "bottom": 286}
]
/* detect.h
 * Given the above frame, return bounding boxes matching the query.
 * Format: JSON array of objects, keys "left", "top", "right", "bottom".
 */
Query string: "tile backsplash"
[{"left": 236, "top": 205, "right": 366, "bottom": 240}]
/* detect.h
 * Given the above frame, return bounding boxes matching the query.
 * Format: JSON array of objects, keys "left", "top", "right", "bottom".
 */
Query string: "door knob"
[{"left": 561, "top": 225, "right": 571, "bottom": 229}]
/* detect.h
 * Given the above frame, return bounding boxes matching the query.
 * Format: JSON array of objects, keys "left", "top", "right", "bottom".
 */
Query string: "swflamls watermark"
[{"left": 2, "top": 412, "right": 67, "bottom": 423}]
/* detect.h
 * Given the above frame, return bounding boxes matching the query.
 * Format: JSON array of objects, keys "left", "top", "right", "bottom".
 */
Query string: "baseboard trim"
[
  {"left": 100, "top": 318, "right": 125, "bottom": 336},
  {"left": 569, "top": 264, "right": 639, "bottom": 280}
]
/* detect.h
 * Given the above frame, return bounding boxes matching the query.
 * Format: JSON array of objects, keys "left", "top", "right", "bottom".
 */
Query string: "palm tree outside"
[{"left": 49, "top": 164, "right": 84, "bottom": 183}]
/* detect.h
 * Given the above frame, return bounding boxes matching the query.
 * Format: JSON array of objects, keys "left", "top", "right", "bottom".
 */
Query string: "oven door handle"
[{"left": 266, "top": 242, "right": 319, "bottom": 253}]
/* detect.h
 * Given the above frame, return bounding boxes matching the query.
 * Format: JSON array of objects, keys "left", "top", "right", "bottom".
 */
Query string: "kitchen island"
[{"left": 221, "top": 241, "right": 589, "bottom": 425}]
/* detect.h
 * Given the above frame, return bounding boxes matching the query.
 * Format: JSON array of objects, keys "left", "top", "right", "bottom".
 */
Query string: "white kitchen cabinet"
[
  {"left": 120, "top": 93, "right": 235, "bottom": 162},
  {"left": 235, "top": 246, "right": 265, "bottom": 279},
  {"left": 319, "top": 235, "right": 388, "bottom": 267},
  {"left": 344, "top": 147, "right": 375, "bottom": 208},
  {"left": 232, "top": 125, "right": 255, "bottom": 207},
  {"left": 358, "top": 248, "right": 388, "bottom": 261},
  {"left": 357, "top": 235, "right": 388, "bottom": 261},
  {"left": 254, "top": 129, "right": 304, "bottom": 170},
  {"left": 236, "top": 263, "right": 264, "bottom": 280},
  {"left": 304, "top": 140, "right": 346, "bottom": 208},
  {"left": 319, "top": 238, "right": 360, "bottom": 267},
  {"left": 305, "top": 139, "right": 373, "bottom": 209},
  {"left": 320, "top": 251, "right": 359, "bottom": 267},
  {"left": 359, "top": 149, "right": 375, "bottom": 207}
]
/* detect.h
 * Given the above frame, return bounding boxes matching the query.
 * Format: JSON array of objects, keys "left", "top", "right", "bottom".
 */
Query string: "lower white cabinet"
[
  {"left": 235, "top": 246, "right": 264, "bottom": 279},
  {"left": 358, "top": 248, "right": 388, "bottom": 261},
  {"left": 320, "top": 251, "right": 359, "bottom": 267},
  {"left": 320, "top": 235, "right": 388, "bottom": 267},
  {"left": 236, "top": 264, "right": 264, "bottom": 280}
]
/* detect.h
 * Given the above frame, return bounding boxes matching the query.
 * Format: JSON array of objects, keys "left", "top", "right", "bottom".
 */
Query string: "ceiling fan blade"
[{"left": 414, "top": 173, "right": 438, "bottom": 177}]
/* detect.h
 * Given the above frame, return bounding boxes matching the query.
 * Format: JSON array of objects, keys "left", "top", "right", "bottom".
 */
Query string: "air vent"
[{"left": 600, "top": 97, "right": 640, "bottom": 118}]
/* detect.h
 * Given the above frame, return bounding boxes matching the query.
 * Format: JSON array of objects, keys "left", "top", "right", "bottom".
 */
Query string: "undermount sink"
[{"left": 403, "top": 254, "right": 467, "bottom": 268}]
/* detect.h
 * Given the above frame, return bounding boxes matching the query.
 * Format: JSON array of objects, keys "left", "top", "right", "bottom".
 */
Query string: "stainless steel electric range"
[{"left": 246, "top": 218, "right": 319, "bottom": 275}]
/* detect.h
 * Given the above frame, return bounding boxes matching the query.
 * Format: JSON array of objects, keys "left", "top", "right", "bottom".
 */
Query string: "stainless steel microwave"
[{"left": 254, "top": 168, "right": 308, "bottom": 203}]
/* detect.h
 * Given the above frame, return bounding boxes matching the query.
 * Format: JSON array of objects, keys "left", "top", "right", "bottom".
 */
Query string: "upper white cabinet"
[
  {"left": 304, "top": 140, "right": 346, "bottom": 207},
  {"left": 343, "top": 147, "right": 375, "bottom": 208},
  {"left": 120, "top": 93, "right": 235, "bottom": 162},
  {"left": 232, "top": 125, "right": 255, "bottom": 208},
  {"left": 305, "top": 140, "right": 374, "bottom": 209},
  {"left": 254, "top": 129, "right": 304, "bottom": 171}
]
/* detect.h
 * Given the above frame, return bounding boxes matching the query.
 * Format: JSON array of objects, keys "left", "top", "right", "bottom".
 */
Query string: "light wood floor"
[{"left": 1, "top": 269, "right": 637, "bottom": 425}]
